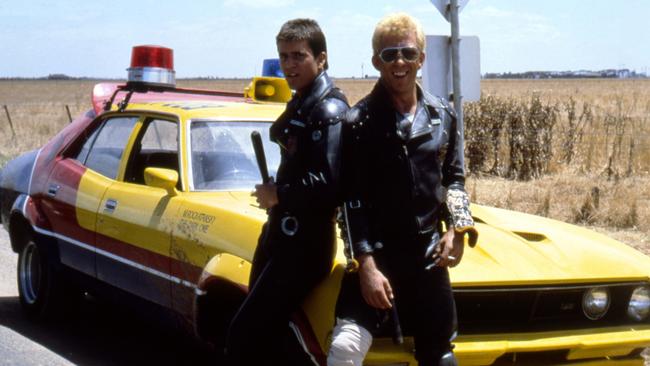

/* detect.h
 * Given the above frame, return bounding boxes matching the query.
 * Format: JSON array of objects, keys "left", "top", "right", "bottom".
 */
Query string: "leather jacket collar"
[
  {"left": 370, "top": 79, "right": 446, "bottom": 110},
  {"left": 369, "top": 80, "right": 447, "bottom": 140},
  {"left": 271, "top": 71, "right": 334, "bottom": 146},
  {"left": 294, "top": 71, "right": 334, "bottom": 118}
]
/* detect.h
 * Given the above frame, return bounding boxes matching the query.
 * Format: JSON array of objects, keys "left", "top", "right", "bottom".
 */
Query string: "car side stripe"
[
  {"left": 289, "top": 321, "right": 321, "bottom": 366},
  {"left": 22, "top": 196, "right": 28, "bottom": 217},
  {"left": 31, "top": 225, "right": 207, "bottom": 296},
  {"left": 26, "top": 148, "right": 42, "bottom": 196}
]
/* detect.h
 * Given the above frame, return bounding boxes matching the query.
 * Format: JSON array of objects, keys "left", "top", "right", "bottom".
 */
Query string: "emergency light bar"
[
  {"left": 127, "top": 45, "right": 176, "bottom": 87},
  {"left": 262, "top": 58, "right": 284, "bottom": 78},
  {"left": 100, "top": 45, "right": 289, "bottom": 113}
]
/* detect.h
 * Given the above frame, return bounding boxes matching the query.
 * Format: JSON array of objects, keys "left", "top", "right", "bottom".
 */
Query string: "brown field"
[
  {"left": 1, "top": 78, "right": 649, "bottom": 363},
  {"left": 1, "top": 78, "right": 650, "bottom": 258}
]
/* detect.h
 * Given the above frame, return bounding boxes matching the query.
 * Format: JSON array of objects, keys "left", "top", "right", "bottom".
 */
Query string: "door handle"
[
  {"left": 105, "top": 199, "right": 118, "bottom": 211},
  {"left": 47, "top": 184, "right": 60, "bottom": 197}
]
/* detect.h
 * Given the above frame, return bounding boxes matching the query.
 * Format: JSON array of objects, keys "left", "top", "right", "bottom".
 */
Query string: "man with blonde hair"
[{"left": 328, "top": 12, "right": 476, "bottom": 366}]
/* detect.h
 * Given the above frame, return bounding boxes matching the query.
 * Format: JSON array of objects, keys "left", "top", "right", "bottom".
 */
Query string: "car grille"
[{"left": 454, "top": 283, "right": 650, "bottom": 334}]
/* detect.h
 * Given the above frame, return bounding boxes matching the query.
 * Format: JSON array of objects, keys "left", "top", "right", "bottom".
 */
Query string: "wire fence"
[{"left": 2, "top": 93, "right": 650, "bottom": 181}]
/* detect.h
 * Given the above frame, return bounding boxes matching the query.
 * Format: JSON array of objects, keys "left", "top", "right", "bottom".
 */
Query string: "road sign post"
[
  {"left": 450, "top": 0, "right": 463, "bottom": 123},
  {"left": 430, "top": 0, "right": 469, "bottom": 21},
  {"left": 422, "top": 36, "right": 480, "bottom": 103},
  {"left": 425, "top": 0, "right": 478, "bottom": 129}
]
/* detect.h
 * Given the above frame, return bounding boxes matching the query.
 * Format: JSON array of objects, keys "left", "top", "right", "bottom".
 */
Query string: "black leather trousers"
[
  {"left": 226, "top": 221, "right": 335, "bottom": 365},
  {"left": 336, "top": 233, "right": 457, "bottom": 365}
]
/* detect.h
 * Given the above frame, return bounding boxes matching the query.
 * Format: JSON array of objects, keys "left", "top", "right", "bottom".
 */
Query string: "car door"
[
  {"left": 95, "top": 118, "right": 182, "bottom": 307},
  {"left": 42, "top": 116, "right": 139, "bottom": 277}
]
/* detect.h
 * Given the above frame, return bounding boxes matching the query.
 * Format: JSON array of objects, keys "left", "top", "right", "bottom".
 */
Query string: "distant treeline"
[
  {"left": 2, "top": 70, "right": 648, "bottom": 81},
  {"left": 0, "top": 74, "right": 117, "bottom": 81},
  {"left": 0, "top": 74, "right": 253, "bottom": 81},
  {"left": 484, "top": 69, "right": 647, "bottom": 79}
]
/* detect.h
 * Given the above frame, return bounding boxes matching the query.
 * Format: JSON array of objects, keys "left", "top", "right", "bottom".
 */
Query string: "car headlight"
[
  {"left": 627, "top": 286, "right": 650, "bottom": 321},
  {"left": 582, "top": 287, "right": 610, "bottom": 320}
]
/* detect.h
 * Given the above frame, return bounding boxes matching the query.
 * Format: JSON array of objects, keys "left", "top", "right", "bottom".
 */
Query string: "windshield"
[{"left": 189, "top": 121, "right": 281, "bottom": 190}]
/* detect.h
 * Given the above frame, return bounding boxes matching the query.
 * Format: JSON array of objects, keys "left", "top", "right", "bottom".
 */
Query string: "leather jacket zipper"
[
  {"left": 402, "top": 144, "right": 422, "bottom": 231},
  {"left": 401, "top": 144, "right": 416, "bottom": 197}
]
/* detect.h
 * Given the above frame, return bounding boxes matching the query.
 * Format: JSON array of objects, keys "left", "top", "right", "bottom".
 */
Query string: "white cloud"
[
  {"left": 463, "top": 5, "right": 561, "bottom": 44},
  {"left": 223, "top": 0, "right": 295, "bottom": 8},
  {"left": 286, "top": 7, "right": 324, "bottom": 20},
  {"left": 326, "top": 10, "right": 377, "bottom": 32},
  {"left": 457, "top": 4, "right": 565, "bottom": 72},
  {"left": 477, "top": 5, "right": 514, "bottom": 18},
  {"left": 412, "top": 4, "right": 439, "bottom": 15}
]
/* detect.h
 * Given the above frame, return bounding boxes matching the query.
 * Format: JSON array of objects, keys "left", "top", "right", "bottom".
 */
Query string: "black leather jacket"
[
  {"left": 267, "top": 72, "right": 349, "bottom": 241},
  {"left": 342, "top": 81, "right": 468, "bottom": 256}
]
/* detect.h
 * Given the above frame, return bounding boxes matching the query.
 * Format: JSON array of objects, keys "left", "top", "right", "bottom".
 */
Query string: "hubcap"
[{"left": 19, "top": 242, "right": 41, "bottom": 305}]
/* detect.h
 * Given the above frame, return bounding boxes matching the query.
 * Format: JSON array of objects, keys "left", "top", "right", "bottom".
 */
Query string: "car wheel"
[
  {"left": 197, "top": 281, "right": 247, "bottom": 350},
  {"left": 17, "top": 236, "right": 70, "bottom": 320}
]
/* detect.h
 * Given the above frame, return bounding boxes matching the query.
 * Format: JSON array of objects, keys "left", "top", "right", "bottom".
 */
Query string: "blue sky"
[{"left": 2, "top": 0, "right": 649, "bottom": 78}]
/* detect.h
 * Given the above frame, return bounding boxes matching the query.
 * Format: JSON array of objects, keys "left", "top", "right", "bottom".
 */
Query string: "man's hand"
[
  {"left": 252, "top": 178, "right": 278, "bottom": 209},
  {"left": 436, "top": 229, "right": 465, "bottom": 268},
  {"left": 358, "top": 255, "right": 393, "bottom": 310}
]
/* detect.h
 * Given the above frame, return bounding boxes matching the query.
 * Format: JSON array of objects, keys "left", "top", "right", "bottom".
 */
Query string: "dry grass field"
[
  {"left": 0, "top": 78, "right": 649, "bottom": 364},
  {"left": 1, "top": 78, "right": 650, "bottom": 258}
]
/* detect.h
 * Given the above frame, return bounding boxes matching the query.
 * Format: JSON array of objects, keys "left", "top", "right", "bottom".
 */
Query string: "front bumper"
[{"left": 364, "top": 325, "right": 650, "bottom": 365}]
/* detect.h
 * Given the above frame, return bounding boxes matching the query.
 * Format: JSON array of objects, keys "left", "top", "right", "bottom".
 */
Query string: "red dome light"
[
  {"left": 127, "top": 45, "right": 176, "bottom": 87},
  {"left": 130, "top": 45, "right": 174, "bottom": 69}
]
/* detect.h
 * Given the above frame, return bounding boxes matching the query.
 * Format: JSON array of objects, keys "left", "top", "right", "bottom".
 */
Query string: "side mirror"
[{"left": 144, "top": 167, "right": 178, "bottom": 196}]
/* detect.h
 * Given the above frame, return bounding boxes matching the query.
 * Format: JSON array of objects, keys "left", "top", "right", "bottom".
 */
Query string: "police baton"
[
  {"left": 250, "top": 131, "right": 270, "bottom": 183},
  {"left": 375, "top": 243, "right": 404, "bottom": 345},
  {"left": 390, "top": 298, "right": 404, "bottom": 345}
]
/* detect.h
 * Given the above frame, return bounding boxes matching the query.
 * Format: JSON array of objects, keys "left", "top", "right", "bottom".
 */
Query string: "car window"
[
  {"left": 84, "top": 117, "right": 139, "bottom": 179},
  {"left": 124, "top": 118, "right": 180, "bottom": 187},
  {"left": 189, "top": 121, "right": 280, "bottom": 190},
  {"left": 140, "top": 119, "right": 178, "bottom": 151},
  {"left": 74, "top": 124, "right": 102, "bottom": 165}
]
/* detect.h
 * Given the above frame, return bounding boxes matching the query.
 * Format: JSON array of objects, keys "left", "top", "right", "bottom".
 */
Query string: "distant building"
[{"left": 483, "top": 69, "right": 646, "bottom": 79}]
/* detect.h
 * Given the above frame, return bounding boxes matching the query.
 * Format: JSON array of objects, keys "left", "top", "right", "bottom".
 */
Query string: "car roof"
[
  {"left": 94, "top": 82, "right": 286, "bottom": 121},
  {"left": 125, "top": 100, "right": 285, "bottom": 121}
]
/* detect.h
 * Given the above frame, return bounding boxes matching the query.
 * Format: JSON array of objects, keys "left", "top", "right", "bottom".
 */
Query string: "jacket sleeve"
[
  {"left": 439, "top": 100, "right": 478, "bottom": 246},
  {"left": 339, "top": 106, "right": 375, "bottom": 258},
  {"left": 440, "top": 99, "right": 466, "bottom": 190},
  {"left": 275, "top": 97, "right": 348, "bottom": 214}
]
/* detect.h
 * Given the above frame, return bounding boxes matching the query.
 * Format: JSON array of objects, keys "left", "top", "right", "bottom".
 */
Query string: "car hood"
[
  {"left": 222, "top": 193, "right": 650, "bottom": 287},
  {"left": 452, "top": 204, "right": 650, "bottom": 287}
]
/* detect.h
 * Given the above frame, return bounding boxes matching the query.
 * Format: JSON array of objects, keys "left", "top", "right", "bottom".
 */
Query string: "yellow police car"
[{"left": 1, "top": 46, "right": 649, "bottom": 365}]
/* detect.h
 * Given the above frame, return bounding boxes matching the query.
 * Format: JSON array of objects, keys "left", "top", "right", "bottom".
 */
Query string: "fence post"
[
  {"left": 65, "top": 105, "right": 72, "bottom": 123},
  {"left": 3, "top": 105, "right": 16, "bottom": 138}
]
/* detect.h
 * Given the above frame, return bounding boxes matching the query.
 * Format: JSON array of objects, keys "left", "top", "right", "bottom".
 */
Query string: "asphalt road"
[
  {"left": 1, "top": 227, "right": 648, "bottom": 366},
  {"left": 0, "top": 227, "right": 220, "bottom": 366}
]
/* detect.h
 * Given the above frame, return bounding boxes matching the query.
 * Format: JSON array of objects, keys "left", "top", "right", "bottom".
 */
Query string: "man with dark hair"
[
  {"left": 327, "top": 12, "right": 477, "bottom": 366},
  {"left": 226, "top": 18, "right": 348, "bottom": 365},
  {"left": 276, "top": 18, "right": 329, "bottom": 71}
]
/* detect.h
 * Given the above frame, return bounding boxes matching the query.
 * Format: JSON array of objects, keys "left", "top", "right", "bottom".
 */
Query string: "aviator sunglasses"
[{"left": 378, "top": 46, "right": 421, "bottom": 63}]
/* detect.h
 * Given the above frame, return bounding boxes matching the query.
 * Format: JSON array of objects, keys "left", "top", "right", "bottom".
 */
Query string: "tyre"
[
  {"left": 197, "top": 281, "right": 247, "bottom": 350},
  {"left": 17, "top": 235, "right": 71, "bottom": 320}
]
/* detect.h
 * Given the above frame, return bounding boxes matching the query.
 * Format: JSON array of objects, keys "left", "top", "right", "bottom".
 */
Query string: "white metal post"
[{"left": 449, "top": 0, "right": 463, "bottom": 124}]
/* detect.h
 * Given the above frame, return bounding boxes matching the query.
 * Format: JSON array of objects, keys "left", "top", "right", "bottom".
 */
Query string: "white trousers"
[{"left": 327, "top": 318, "right": 373, "bottom": 366}]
